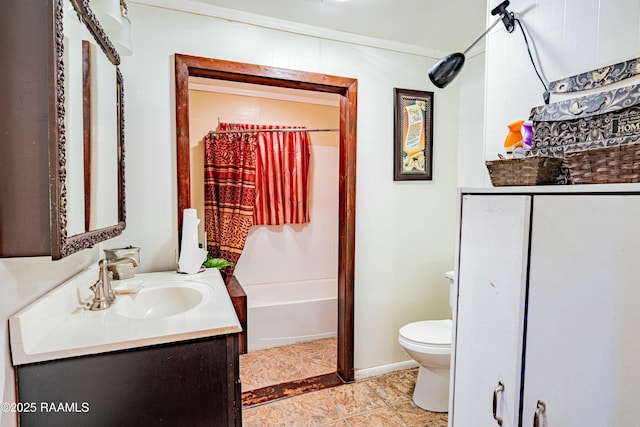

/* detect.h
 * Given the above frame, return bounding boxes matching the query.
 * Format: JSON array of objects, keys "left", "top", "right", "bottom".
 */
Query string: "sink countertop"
[{"left": 9, "top": 268, "right": 241, "bottom": 366}]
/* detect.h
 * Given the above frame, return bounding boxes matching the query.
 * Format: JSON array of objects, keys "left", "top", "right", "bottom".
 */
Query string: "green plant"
[{"left": 203, "top": 254, "right": 234, "bottom": 270}]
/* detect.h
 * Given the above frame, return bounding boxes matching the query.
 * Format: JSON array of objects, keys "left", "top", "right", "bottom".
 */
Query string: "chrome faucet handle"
[
  {"left": 87, "top": 257, "right": 139, "bottom": 311},
  {"left": 102, "top": 257, "right": 138, "bottom": 299},
  {"left": 88, "top": 276, "right": 110, "bottom": 311}
]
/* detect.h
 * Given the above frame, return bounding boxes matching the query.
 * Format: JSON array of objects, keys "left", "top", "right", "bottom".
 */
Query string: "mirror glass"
[{"left": 52, "top": 0, "right": 125, "bottom": 259}]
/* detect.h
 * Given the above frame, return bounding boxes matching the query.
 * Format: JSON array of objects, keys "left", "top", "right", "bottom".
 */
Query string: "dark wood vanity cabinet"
[
  {"left": 16, "top": 334, "right": 242, "bottom": 427},
  {"left": 226, "top": 275, "right": 247, "bottom": 355}
]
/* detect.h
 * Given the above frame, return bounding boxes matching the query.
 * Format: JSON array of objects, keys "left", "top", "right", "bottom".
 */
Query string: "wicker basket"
[
  {"left": 486, "top": 156, "right": 563, "bottom": 186},
  {"left": 565, "top": 144, "right": 640, "bottom": 184}
]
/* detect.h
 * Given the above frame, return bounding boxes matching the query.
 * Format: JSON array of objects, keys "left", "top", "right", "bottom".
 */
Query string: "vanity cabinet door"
[
  {"left": 451, "top": 195, "right": 531, "bottom": 427},
  {"left": 522, "top": 195, "right": 640, "bottom": 426},
  {"left": 17, "top": 335, "right": 242, "bottom": 427}
]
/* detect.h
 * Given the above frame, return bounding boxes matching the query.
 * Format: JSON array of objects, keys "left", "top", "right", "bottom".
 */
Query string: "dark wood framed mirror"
[
  {"left": 50, "top": 0, "right": 126, "bottom": 259},
  {"left": 0, "top": 0, "right": 125, "bottom": 259}
]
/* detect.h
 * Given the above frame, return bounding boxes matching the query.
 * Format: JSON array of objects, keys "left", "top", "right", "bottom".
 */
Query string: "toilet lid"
[{"left": 399, "top": 320, "right": 452, "bottom": 346}]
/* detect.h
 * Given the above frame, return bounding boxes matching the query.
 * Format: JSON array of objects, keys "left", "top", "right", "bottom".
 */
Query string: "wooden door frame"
[{"left": 174, "top": 54, "right": 356, "bottom": 383}]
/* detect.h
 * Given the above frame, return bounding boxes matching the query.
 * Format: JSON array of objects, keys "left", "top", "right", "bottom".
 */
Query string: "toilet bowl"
[{"left": 398, "top": 270, "right": 454, "bottom": 412}]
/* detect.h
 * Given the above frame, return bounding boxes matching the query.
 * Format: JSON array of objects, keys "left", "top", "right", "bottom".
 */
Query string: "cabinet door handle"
[
  {"left": 533, "top": 400, "right": 546, "bottom": 427},
  {"left": 492, "top": 382, "right": 504, "bottom": 426}
]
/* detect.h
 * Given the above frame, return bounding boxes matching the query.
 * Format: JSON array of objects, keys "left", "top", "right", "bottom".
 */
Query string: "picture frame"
[{"left": 393, "top": 88, "right": 434, "bottom": 181}]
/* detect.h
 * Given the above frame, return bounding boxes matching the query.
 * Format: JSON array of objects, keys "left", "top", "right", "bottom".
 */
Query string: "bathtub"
[{"left": 243, "top": 279, "right": 337, "bottom": 351}]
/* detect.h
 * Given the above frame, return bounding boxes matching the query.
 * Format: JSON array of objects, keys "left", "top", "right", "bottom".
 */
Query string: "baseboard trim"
[
  {"left": 354, "top": 360, "right": 419, "bottom": 380},
  {"left": 242, "top": 372, "right": 345, "bottom": 408}
]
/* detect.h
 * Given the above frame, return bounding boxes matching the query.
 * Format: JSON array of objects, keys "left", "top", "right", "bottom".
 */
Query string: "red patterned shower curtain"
[
  {"left": 204, "top": 123, "right": 311, "bottom": 278},
  {"left": 203, "top": 123, "right": 257, "bottom": 279},
  {"left": 254, "top": 125, "right": 311, "bottom": 226}
]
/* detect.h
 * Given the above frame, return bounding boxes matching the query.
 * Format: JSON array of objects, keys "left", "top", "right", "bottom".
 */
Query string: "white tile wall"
[{"left": 457, "top": 53, "right": 486, "bottom": 187}]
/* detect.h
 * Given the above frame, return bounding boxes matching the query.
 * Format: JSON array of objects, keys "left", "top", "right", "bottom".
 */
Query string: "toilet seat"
[{"left": 399, "top": 319, "right": 452, "bottom": 347}]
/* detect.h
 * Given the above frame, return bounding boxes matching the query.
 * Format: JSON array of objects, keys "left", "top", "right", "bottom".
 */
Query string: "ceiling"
[{"left": 187, "top": 0, "right": 488, "bottom": 53}]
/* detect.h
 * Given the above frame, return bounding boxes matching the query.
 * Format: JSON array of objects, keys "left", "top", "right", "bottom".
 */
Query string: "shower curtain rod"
[{"left": 208, "top": 128, "right": 340, "bottom": 135}]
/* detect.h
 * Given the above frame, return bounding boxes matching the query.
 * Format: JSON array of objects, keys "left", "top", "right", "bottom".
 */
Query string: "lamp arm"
[{"left": 463, "top": 15, "right": 503, "bottom": 55}]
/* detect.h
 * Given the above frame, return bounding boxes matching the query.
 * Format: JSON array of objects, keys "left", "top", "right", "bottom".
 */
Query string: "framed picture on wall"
[{"left": 393, "top": 88, "right": 434, "bottom": 181}]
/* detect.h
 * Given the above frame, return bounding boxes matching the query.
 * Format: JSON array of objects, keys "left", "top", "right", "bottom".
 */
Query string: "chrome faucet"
[{"left": 88, "top": 257, "right": 139, "bottom": 311}]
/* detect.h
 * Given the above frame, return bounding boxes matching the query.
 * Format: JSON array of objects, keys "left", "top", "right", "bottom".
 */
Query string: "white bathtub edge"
[
  {"left": 354, "top": 360, "right": 419, "bottom": 380},
  {"left": 246, "top": 279, "right": 337, "bottom": 351}
]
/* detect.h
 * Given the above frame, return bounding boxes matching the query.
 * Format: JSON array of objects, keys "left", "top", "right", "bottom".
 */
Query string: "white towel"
[{"left": 178, "top": 209, "right": 208, "bottom": 274}]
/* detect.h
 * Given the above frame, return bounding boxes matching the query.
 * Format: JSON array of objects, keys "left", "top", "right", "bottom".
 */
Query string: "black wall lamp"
[{"left": 428, "top": 0, "right": 550, "bottom": 104}]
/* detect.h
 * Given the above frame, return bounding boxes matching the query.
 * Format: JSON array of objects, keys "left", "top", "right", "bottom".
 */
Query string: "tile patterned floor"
[
  {"left": 240, "top": 338, "right": 337, "bottom": 392},
  {"left": 240, "top": 339, "right": 448, "bottom": 427},
  {"left": 242, "top": 369, "right": 447, "bottom": 426}
]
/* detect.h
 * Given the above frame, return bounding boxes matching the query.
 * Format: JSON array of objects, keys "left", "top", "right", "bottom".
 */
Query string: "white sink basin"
[
  {"left": 9, "top": 269, "right": 242, "bottom": 365},
  {"left": 115, "top": 285, "right": 204, "bottom": 319}
]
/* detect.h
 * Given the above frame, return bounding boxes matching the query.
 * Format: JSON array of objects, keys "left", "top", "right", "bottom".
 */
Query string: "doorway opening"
[{"left": 174, "top": 54, "right": 357, "bottom": 404}]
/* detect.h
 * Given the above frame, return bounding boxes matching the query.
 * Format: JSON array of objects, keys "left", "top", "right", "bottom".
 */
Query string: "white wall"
[
  {"left": 457, "top": 52, "right": 487, "bottom": 187},
  {"left": 483, "top": 0, "right": 640, "bottom": 184},
  {"left": 104, "top": 2, "right": 463, "bottom": 373}
]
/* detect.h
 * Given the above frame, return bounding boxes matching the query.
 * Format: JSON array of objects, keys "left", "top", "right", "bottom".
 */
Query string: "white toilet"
[{"left": 398, "top": 270, "right": 454, "bottom": 412}]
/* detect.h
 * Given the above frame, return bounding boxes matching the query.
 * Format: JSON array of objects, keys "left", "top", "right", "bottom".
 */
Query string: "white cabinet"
[
  {"left": 451, "top": 191, "right": 640, "bottom": 427},
  {"left": 452, "top": 195, "right": 530, "bottom": 427}
]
